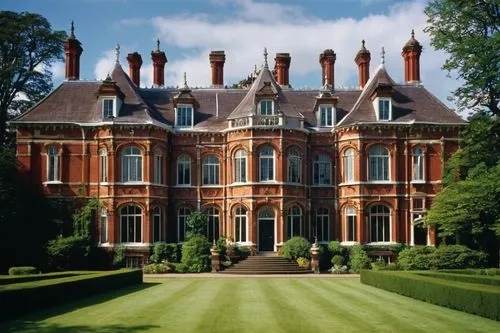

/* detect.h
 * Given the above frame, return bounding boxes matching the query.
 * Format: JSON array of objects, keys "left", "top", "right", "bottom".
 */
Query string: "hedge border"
[
  {"left": 0, "top": 271, "right": 89, "bottom": 285},
  {"left": 416, "top": 271, "right": 500, "bottom": 287},
  {"left": 0, "top": 269, "right": 142, "bottom": 321},
  {"left": 360, "top": 270, "right": 500, "bottom": 321}
]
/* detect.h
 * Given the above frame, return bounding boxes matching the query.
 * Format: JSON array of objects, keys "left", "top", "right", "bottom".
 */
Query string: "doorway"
[{"left": 258, "top": 207, "right": 275, "bottom": 252}]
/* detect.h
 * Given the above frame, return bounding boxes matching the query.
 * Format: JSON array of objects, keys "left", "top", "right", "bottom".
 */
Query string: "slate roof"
[{"left": 12, "top": 60, "right": 465, "bottom": 130}]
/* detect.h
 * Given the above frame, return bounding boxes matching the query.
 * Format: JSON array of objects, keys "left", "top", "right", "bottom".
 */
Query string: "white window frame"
[
  {"left": 374, "top": 97, "right": 392, "bottom": 121},
  {"left": 100, "top": 207, "right": 108, "bottom": 244},
  {"left": 345, "top": 207, "right": 357, "bottom": 243},
  {"left": 47, "top": 146, "right": 59, "bottom": 182},
  {"left": 316, "top": 207, "right": 329, "bottom": 243},
  {"left": 287, "top": 149, "right": 301, "bottom": 184},
  {"left": 202, "top": 155, "right": 220, "bottom": 185},
  {"left": 234, "top": 149, "right": 247, "bottom": 183},
  {"left": 177, "top": 155, "right": 191, "bottom": 186},
  {"left": 410, "top": 198, "right": 428, "bottom": 246},
  {"left": 286, "top": 205, "right": 302, "bottom": 240},
  {"left": 259, "top": 99, "right": 274, "bottom": 116},
  {"left": 313, "top": 154, "right": 331, "bottom": 185},
  {"left": 120, "top": 205, "right": 142, "bottom": 243},
  {"left": 177, "top": 207, "right": 191, "bottom": 243},
  {"left": 368, "top": 145, "right": 390, "bottom": 182},
  {"left": 103, "top": 98, "right": 115, "bottom": 119},
  {"left": 318, "top": 104, "right": 334, "bottom": 127},
  {"left": 99, "top": 148, "right": 108, "bottom": 183},
  {"left": 343, "top": 148, "right": 354, "bottom": 183},
  {"left": 175, "top": 104, "right": 194, "bottom": 128},
  {"left": 235, "top": 207, "right": 247, "bottom": 243},
  {"left": 368, "top": 204, "right": 392, "bottom": 244},
  {"left": 412, "top": 146, "right": 425, "bottom": 182},
  {"left": 121, "top": 147, "right": 143, "bottom": 183},
  {"left": 153, "top": 207, "right": 162, "bottom": 243},
  {"left": 259, "top": 146, "right": 275, "bottom": 182}
]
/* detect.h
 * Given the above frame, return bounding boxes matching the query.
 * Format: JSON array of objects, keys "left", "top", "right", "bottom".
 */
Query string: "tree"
[
  {"left": 186, "top": 211, "right": 208, "bottom": 239},
  {"left": 0, "top": 11, "right": 66, "bottom": 144},
  {"left": 424, "top": 1, "right": 500, "bottom": 115}
]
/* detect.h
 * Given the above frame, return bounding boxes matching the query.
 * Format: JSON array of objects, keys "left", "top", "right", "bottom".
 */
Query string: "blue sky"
[{"left": 1, "top": 0, "right": 460, "bottom": 110}]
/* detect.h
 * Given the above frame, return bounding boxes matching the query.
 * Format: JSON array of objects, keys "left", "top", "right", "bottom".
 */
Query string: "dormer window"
[
  {"left": 375, "top": 98, "right": 392, "bottom": 121},
  {"left": 103, "top": 99, "right": 114, "bottom": 118},
  {"left": 319, "top": 104, "right": 334, "bottom": 127},
  {"left": 176, "top": 104, "right": 194, "bottom": 127},
  {"left": 259, "top": 100, "right": 274, "bottom": 115}
]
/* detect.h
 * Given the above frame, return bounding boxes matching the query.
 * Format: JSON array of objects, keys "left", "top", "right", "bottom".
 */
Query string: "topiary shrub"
[
  {"left": 142, "top": 262, "right": 173, "bottom": 274},
  {"left": 296, "top": 257, "right": 311, "bottom": 269},
  {"left": 331, "top": 255, "right": 344, "bottom": 267},
  {"left": 282, "top": 236, "right": 311, "bottom": 260},
  {"left": 348, "top": 244, "right": 370, "bottom": 273},
  {"left": 8, "top": 266, "right": 37, "bottom": 275},
  {"left": 429, "top": 245, "right": 487, "bottom": 270},
  {"left": 150, "top": 242, "right": 180, "bottom": 264},
  {"left": 181, "top": 235, "right": 211, "bottom": 273},
  {"left": 397, "top": 246, "right": 436, "bottom": 270}
]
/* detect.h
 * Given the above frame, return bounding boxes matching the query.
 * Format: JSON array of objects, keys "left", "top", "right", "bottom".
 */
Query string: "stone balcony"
[{"left": 229, "top": 114, "right": 303, "bottom": 129}]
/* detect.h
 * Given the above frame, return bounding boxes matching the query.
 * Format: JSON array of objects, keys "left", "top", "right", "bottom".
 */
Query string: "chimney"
[
  {"left": 209, "top": 50, "right": 225, "bottom": 88},
  {"left": 402, "top": 29, "right": 422, "bottom": 83},
  {"left": 64, "top": 21, "right": 83, "bottom": 80},
  {"left": 319, "top": 49, "right": 336, "bottom": 88},
  {"left": 126, "top": 52, "right": 143, "bottom": 87},
  {"left": 151, "top": 39, "right": 167, "bottom": 88},
  {"left": 355, "top": 40, "right": 371, "bottom": 89},
  {"left": 274, "top": 53, "right": 291, "bottom": 87}
]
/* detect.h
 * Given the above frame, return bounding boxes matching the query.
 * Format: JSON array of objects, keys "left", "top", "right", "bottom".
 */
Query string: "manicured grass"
[{"left": 1, "top": 277, "right": 499, "bottom": 333}]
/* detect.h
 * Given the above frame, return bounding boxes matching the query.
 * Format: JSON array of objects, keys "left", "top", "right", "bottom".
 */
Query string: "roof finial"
[
  {"left": 361, "top": 39, "right": 366, "bottom": 49},
  {"left": 183, "top": 72, "right": 189, "bottom": 89},
  {"left": 381, "top": 46, "right": 385, "bottom": 65},
  {"left": 115, "top": 44, "right": 120, "bottom": 63},
  {"left": 411, "top": 29, "right": 415, "bottom": 39},
  {"left": 70, "top": 21, "right": 75, "bottom": 38},
  {"left": 263, "top": 47, "right": 269, "bottom": 69},
  {"left": 156, "top": 39, "right": 160, "bottom": 51}
]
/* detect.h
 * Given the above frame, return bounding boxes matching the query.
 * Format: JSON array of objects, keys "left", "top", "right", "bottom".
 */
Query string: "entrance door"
[{"left": 258, "top": 207, "right": 275, "bottom": 251}]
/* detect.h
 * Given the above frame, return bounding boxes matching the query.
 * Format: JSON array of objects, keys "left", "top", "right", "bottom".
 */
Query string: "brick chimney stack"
[
  {"left": 319, "top": 49, "right": 336, "bottom": 88},
  {"left": 126, "top": 52, "right": 143, "bottom": 87},
  {"left": 402, "top": 29, "right": 422, "bottom": 83},
  {"left": 64, "top": 21, "right": 83, "bottom": 80},
  {"left": 274, "top": 53, "right": 291, "bottom": 87},
  {"left": 209, "top": 51, "right": 225, "bottom": 88},
  {"left": 151, "top": 39, "right": 167, "bottom": 88},
  {"left": 355, "top": 40, "right": 371, "bottom": 89}
]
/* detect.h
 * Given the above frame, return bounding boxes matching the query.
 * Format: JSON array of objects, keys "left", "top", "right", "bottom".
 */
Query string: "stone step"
[{"left": 222, "top": 255, "right": 310, "bottom": 275}]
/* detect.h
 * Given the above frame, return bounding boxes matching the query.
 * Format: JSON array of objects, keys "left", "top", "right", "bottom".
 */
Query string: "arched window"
[
  {"left": 286, "top": 205, "right": 302, "bottom": 239},
  {"left": 120, "top": 205, "right": 142, "bottom": 243},
  {"left": 47, "top": 146, "right": 59, "bottom": 182},
  {"left": 206, "top": 207, "right": 220, "bottom": 242},
  {"left": 177, "top": 155, "right": 191, "bottom": 186},
  {"left": 369, "top": 205, "right": 391, "bottom": 243},
  {"left": 121, "top": 147, "right": 142, "bottom": 182},
  {"left": 316, "top": 208, "right": 329, "bottom": 242},
  {"left": 313, "top": 154, "right": 331, "bottom": 185},
  {"left": 153, "top": 207, "right": 162, "bottom": 243},
  {"left": 368, "top": 145, "right": 389, "bottom": 181},
  {"left": 259, "top": 146, "right": 275, "bottom": 181},
  {"left": 412, "top": 146, "right": 424, "bottom": 181},
  {"left": 203, "top": 155, "right": 220, "bottom": 185},
  {"left": 100, "top": 208, "right": 108, "bottom": 243},
  {"left": 99, "top": 148, "right": 108, "bottom": 183},
  {"left": 287, "top": 148, "right": 301, "bottom": 183},
  {"left": 153, "top": 150, "right": 163, "bottom": 184},
  {"left": 345, "top": 207, "right": 357, "bottom": 242},
  {"left": 235, "top": 207, "right": 247, "bottom": 242},
  {"left": 234, "top": 149, "right": 247, "bottom": 183},
  {"left": 343, "top": 148, "right": 354, "bottom": 183},
  {"left": 177, "top": 207, "right": 191, "bottom": 242}
]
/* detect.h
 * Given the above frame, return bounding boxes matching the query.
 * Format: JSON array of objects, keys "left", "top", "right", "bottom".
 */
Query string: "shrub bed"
[
  {"left": 361, "top": 270, "right": 500, "bottom": 320},
  {"left": 416, "top": 271, "right": 500, "bottom": 287},
  {"left": 8, "top": 266, "right": 37, "bottom": 276},
  {"left": 0, "top": 269, "right": 142, "bottom": 320},
  {"left": 282, "top": 237, "right": 311, "bottom": 260}
]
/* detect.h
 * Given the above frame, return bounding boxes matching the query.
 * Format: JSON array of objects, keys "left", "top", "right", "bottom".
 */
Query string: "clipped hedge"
[
  {"left": 8, "top": 266, "right": 37, "bottom": 276},
  {"left": 0, "top": 269, "right": 142, "bottom": 320},
  {"left": 0, "top": 271, "right": 83, "bottom": 285},
  {"left": 361, "top": 270, "right": 500, "bottom": 320},
  {"left": 438, "top": 268, "right": 500, "bottom": 276},
  {"left": 282, "top": 236, "right": 311, "bottom": 260},
  {"left": 416, "top": 271, "right": 500, "bottom": 287}
]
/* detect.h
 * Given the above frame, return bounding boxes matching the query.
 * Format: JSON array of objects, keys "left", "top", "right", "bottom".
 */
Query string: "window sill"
[
  {"left": 311, "top": 184, "right": 333, "bottom": 187},
  {"left": 365, "top": 242, "right": 397, "bottom": 246},
  {"left": 340, "top": 241, "right": 359, "bottom": 246},
  {"left": 366, "top": 181, "right": 392, "bottom": 184},
  {"left": 411, "top": 180, "right": 426, "bottom": 184},
  {"left": 201, "top": 184, "right": 222, "bottom": 188},
  {"left": 119, "top": 182, "right": 145, "bottom": 185},
  {"left": 118, "top": 242, "right": 150, "bottom": 247},
  {"left": 43, "top": 181, "right": 62, "bottom": 185},
  {"left": 173, "top": 185, "right": 194, "bottom": 188}
]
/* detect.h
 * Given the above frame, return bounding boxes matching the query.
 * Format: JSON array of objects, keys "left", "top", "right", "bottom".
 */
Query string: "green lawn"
[{"left": 1, "top": 277, "right": 499, "bottom": 333}]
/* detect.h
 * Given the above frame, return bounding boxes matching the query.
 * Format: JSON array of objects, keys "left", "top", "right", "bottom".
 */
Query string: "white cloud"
[
  {"left": 51, "top": 62, "right": 65, "bottom": 81},
  {"left": 106, "top": 0, "right": 459, "bottom": 107},
  {"left": 95, "top": 49, "right": 116, "bottom": 80}
]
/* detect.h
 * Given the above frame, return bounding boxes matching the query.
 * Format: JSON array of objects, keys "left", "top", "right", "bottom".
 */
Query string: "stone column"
[{"left": 311, "top": 243, "right": 320, "bottom": 274}]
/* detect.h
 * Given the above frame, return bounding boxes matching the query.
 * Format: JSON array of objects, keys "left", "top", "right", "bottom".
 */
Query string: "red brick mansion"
[{"left": 12, "top": 26, "right": 465, "bottom": 264}]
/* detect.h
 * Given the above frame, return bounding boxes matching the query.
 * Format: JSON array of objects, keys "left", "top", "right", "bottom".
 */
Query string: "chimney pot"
[
  {"left": 64, "top": 22, "right": 83, "bottom": 80},
  {"left": 355, "top": 40, "right": 371, "bottom": 89},
  {"left": 126, "top": 52, "right": 143, "bottom": 87},
  {"left": 319, "top": 49, "right": 336, "bottom": 88},
  {"left": 274, "top": 53, "right": 291, "bottom": 87},
  {"left": 151, "top": 40, "right": 167, "bottom": 88},
  {"left": 402, "top": 30, "right": 422, "bottom": 83},
  {"left": 209, "top": 50, "right": 226, "bottom": 88}
]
